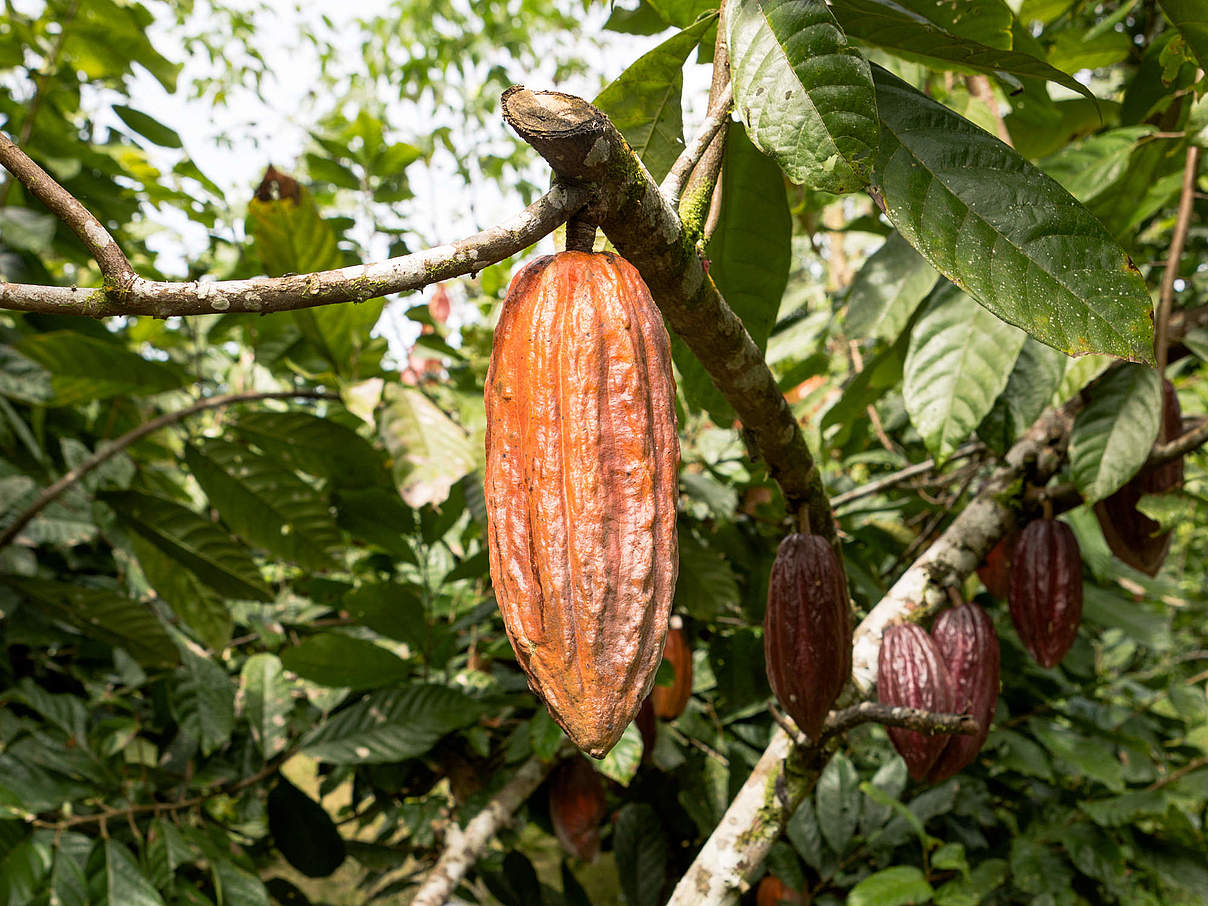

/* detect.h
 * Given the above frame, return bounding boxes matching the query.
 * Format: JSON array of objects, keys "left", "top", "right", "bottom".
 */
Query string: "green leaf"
[
  {"left": 267, "top": 776, "right": 346, "bottom": 878},
  {"left": 1039, "top": 127, "right": 1156, "bottom": 204},
  {"left": 845, "top": 231, "right": 938, "bottom": 342},
  {"left": 870, "top": 66, "right": 1155, "bottom": 363},
  {"left": 212, "top": 860, "right": 270, "bottom": 906},
  {"left": 379, "top": 384, "right": 477, "bottom": 509},
  {"left": 16, "top": 332, "right": 186, "bottom": 405},
  {"left": 1159, "top": 0, "right": 1208, "bottom": 70},
  {"left": 848, "top": 865, "right": 934, "bottom": 906},
  {"left": 1030, "top": 719, "right": 1124, "bottom": 792},
  {"left": 106, "top": 840, "right": 165, "bottom": 906},
  {"left": 614, "top": 803, "right": 669, "bottom": 906},
  {"left": 860, "top": 757, "right": 908, "bottom": 836},
  {"left": 281, "top": 634, "right": 411, "bottom": 689},
  {"left": 934, "top": 859, "right": 1008, "bottom": 906},
  {"left": 185, "top": 440, "right": 341, "bottom": 570},
  {"left": 673, "top": 534, "right": 740, "bottom": 621},
  {"left": 2, "top": 577, "right": 179, "bottom": 668},
  {"left": 1009, "top": 836, "right": 1072, "bottom": 895},
  {"left": 342, "top": 582, "right": 426, "bottom": 648},
  {"left": 987, "top": 728, "right": 1053, "bottom": 781},
  {"left": 107, "top": 491, "right": 273, "bottom": 602},
  {"left": 1082, "top": 585, "right": 1171, "bottom": 650},
  {"left": 127, "top": 531, "right": 233, "bottom": 650},
  {"left": 241, "top": 653, "right": 293, "bottom": 757},
  {"left": 832, "top": 0, "right": 1095, "bottom": 100},
  {"left": 175, "top": 642, "right": 236, "bottom": 755},
  {"left": 597, "top": 723, "right": 644, "bottom": 786},
  {"left": 904, "top": 285, "right": 1027, "bottom": 463},
  {"left": 231, "top": 409, "right": 387, "bottom": 487},
  {"left": 816, "top": 752, "right": 861, "bottom": 855},
  {"left": 248, "top": 184, "right": 342, "bottom": 276},
  {"left": 0, "top": 208, "right": 56, "bottom": 253},
  {"left": 302, "top": 685, "right": 482, "bottom": 763},
  {"left": 1068, "top": 364, "right": 1162, "bottom": 503},
  {"left": 48, "top": 832, "right": 91, "bottom": 906},
  {"left": 595, "top": 17, "right": 714, "bottom": 183},
  {"left": 893, "top": 0, "right": 1012, "bottom": 49},
  {"left": 0, "top": 346, "right": 53, "bottom": 404},
  {"left": 727, "top": 0, "right": 878, "bottom": 192},
  {"left": 112, "top": 104, "right": 183, "bottom": 147},
  {"left": 978, "top": 337, "right": 1067, "bottom": 453},
  {"left": 1080, "top": 789, "right": 1169, "bottom": 826},
  {"left": 0, "top": 831, "right": 52, "bottom": 904},
  {"left": 292, "top": 299, "right": 386, "bottom": 380}
]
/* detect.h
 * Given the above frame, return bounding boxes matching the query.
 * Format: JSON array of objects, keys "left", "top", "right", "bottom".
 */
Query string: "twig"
[
  {"left": 831, "top": 443, "right": 984, "bottom": 509},
  {"left": 0, "top": 134, "right": 588, "bottom": 317},
  {"left": 410, "top": 751, "right": 562, "bottom": 906},
  {"left": 661, "top": 82, "right": 733, "bottom": 203},
  {"left": 883, "top": 464, "right": 980, "bottom": 580},
  {"left": 820, "top": 702, "right": 979, "bottom": 743},
  {"left": 1150, "top": 414, "right": 1208, "bottom": 465},
  {"left": 684, "top": 1, "right": 732, "bottom": 243},
  {"left": 1156, "top": 143, "right": 1200, "bottom": 374},
  {"left": 1147, "top": 754, "right": 1208, "bottom": 791},
  {"left": 964, "top": 75, "right": 1012, "bottom": 146},
  {"left": 0, "top": 389, "right": 336, "bottom": 549}
]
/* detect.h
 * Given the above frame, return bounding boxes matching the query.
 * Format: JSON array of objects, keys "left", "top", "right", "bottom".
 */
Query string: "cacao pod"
[
  {"left": 484, "top": 251, "right": 680, "bottom": 758},
  {"left": 1095, "top": 379, "right": 1183, "bottom": 576},
  {"left": 976, "top": 533, "right": 1016, "bottom": 599},
  {"left": 652, "top": 622, "right": 693, "bottom": 720},
  {"left": 927, "top": 603, "right": 1000, "bottom": 782},
  {"left": 548, "top": 758, "right": 608, "bottom": 862},
  {"left": 764, "top": 533, "right": 851, "bottom": 740},
  {"left": 635, "top": 695, "right": 656, "bottom": 762},
  {"left": 757, "top": 875, "right": 808, "bottom": 906},
  {"left": 878, "top": 623, "right": 956, "bottom": 781},
  {"left": 1008, "top": 518, "right": 1083, "bottom": 668}
]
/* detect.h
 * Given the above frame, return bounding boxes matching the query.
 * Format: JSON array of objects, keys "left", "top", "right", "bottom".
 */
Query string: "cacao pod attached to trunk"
[
  {"left": 652, "top": 620, "right": 693, "bottom": 720},
  {"left": 927, "top": 602, "right": 1000, "bottom": 781},
  {"left": 484, "top": 251, "right": 680, "bottom": 758},
  {"left": 977, "top": 532, "right": 1016, "bottom": 599},
  {"left": 1095, "top": 379, "right": 1183, "bottom": 576},
  {"left": 548, "top": 757, "right": 608, "bottom": 862},
  {"left": 1008, "top": 518, "right": 1083, "bottom": 668},
  {"left": 878, "top": 623, "right": 956, "bottom": 781},
  {"left": 764, "top": 533, "right": 851, "bottom": 740}
]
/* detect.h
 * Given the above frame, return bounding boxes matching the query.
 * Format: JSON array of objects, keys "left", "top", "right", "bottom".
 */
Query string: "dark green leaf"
[
  {"left": 230, "top": 410, "right": 387, "bottom": 487},
  {"left": 342, "top": 583, "right": 426, "bottom": 648},
  {"left": 16, "top": 332, "right": 186, "bottom": 405},
  {"left": 175, "top": 643, "right": 236, "bottom": 755},
  {"left": 614, "top": 803, "right": 669, "bottom": 906},
  {"left": 267, "top": 775, "right": 346, "bottom": 878},
  {"left": 1068, "top": 364, "right": 1162, "bottom": 503},
  {"left": 845, "top": 231, "right": 938, "bottom": 342},
  {"left": 281, "top": 634, "right": 411, "bottom": 689},
  {"left": 112, "top": 105, "right": 183, "bottom": 147},
  {"left": 106, "top": 840, "right": 165, "bottom": 906},
  {"left": 848, "top": 865, "right": 933, "bottom": 906},
  {"left": 816, "top": 752, "right": 861, "bottom": 855},
  {"left": 127, "top": 531, "right": 233, "bottom": 650}
]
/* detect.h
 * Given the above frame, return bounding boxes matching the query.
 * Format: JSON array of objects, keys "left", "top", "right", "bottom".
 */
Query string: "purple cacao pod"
[
  {"left": 764, "top": 533, "right": 851, "bottom": 740},
  {"left": 1095, "top": 380, "right": 1183, "bottom": 576},
  {"left": 927, "top": 603, "right": 1000, "bottom": 782},
  {"left": 1008, "top": 519, "right": 1083, "bottom": 668},
  {"left": 878, "top": 623, "right": 956, "bottom": 781}
]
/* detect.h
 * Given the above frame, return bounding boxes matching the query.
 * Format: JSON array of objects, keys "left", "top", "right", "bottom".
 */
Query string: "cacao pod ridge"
[
  {"left": 878, "top": 623, "right": 956, "bottom": 781},
  {"left": 1008, "top": 518, "right": 1083, "bottom": 669},
  {"left": 927, "top": 602, "right": 1000, "bottom": 782}
]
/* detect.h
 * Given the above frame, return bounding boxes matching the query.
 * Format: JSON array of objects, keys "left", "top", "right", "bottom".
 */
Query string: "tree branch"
[
  {"left": 1156, "top": 143, "right": 1200, "bottom": 373},
  {"left": 410, "top": 752, "right": 559, "bottom": 906},
  {"left": 1151, "top": 415, "right": 1208, "bottom": 465},
  {"left": 820, "top": 702, "right": 979, "bottom": 743},
  {"left": 0, "top": 133, "right": 588, "bottom": 317},
  {"left": 661, "top": 81, "right": 733, "bottom": 203},
  {"left": 831, "top": 442, "right": 984, "bottom": 510},
  {"left": 500, "top": 86, "right": 837, "bottom": 543},
  {"left": 0, "top": 389, "right": 337, "bottom": 550}
]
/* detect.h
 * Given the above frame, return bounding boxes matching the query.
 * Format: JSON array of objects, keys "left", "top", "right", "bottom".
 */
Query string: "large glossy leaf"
[
  {"left": 848, "top": 866, "right": 932, "bottom": 906},
  {"left": 904, "top": 285, "right": 1027, "bottom": 462},
  {"left": 342, "top": 582, "right": 426, "bottom": 648},
  {"left": 281, "top": 633, "right": 411, "bottom": 689},
  {"left": 832, "top": 0, "right": 1094, "bottom": 100},
  {"left": 3, "top": 578, "right": 179, "bottom": 668},
  {"left": 267, "top": 776, "right": 346, "bottom": 878},
  {"left": 185, "top": 440, "right": 341, "bottom": 570},
  {"left": 106, "top": 840, "right": 165, "bottom": 906},
  {"left": 1039, "top": 126, "right": 1155, "bottom": 204},
  {"left": 1159, "top": 0, "right": 1208, "bottom": 69},
  {"left": 241, "top": 653, "right": 292, "bottom": 757},
  {"left": 595, "top": 17, "right": 715, "bottom": 183},
  {"left": 230, "top": 409, "right": 387, "bottom": 487},
  {"left": 845, "top": 231, "right": 938, "bottom": 342},
  {"left": 727, "top": 0, "right": 878, "bottom": 192},
  {"left": 302, "top": 685, "right": 482, "bottom": 764},
  {"left": 894, "top": 0, "right": 1012, "bottom": 49},
  {"left": 127, "top": 531, "right": 233, "bottom": 650},
  {"left": 871, "top": 67, "right": 1155, "bottom": 363},
  {"left": 107, "top": 491, "right": 273, "bottom": 602},
  {"left": 1068, "top": 364, "right": 1162, "bottom": 503},
  {"left": 378, "top": 384, "right": 477, "bottom": 508},
  {"left": 16, "top": 332, "right": 186, "bottom": 405}
]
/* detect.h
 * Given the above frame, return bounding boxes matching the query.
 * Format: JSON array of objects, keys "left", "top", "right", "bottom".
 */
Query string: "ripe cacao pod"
[
  {"left": 548, "top": 758, "right": 607, "bottom": 862},
  {"left": 878, "top": 623, "right": 956, "bottom": 781},
  {"left": 764, "top": 533, "right": 851, "bottom": 740},
  {"left": 1095, "top": 379, "right": 1183, "bottom": 576},
  {"left": 652, "top": 622, "right": 693, "bottom": 720},
  {"left": 1008, "top": 518, "right": 1083, "bottom": 668},
  {"left": 757, "top": 875, "right": 808, "bottom": 906},
  {"left": 484, "top": 251, "right": 680, "bottom": 758},
  {"left": 927, "top": 603, "right": 1000, "bottom": 782},
  {"left": 976, "top": 532, "right": 1016, "bottom": 599}
]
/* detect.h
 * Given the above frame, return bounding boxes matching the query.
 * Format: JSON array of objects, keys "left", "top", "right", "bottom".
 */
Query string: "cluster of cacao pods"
[
  {"left": 764, "top": 533, "right": 851, "bottom": 740},
  {"left": 484, "top": 250, "right": 680, "bottom": 758},
  {"left": 877, "top": 602, "right": 1000, "bottom": 781},
  {"left": 548, "top": 757, "right": 608, "bottom": 862},
  {"left": 1095, "top": 379, "right": 1183, "bottom": 576}
]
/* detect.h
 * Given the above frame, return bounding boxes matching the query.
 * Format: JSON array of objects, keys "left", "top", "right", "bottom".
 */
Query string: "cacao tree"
[{"left": 1, "top": 0, "right": 1207, "bottom": 905}]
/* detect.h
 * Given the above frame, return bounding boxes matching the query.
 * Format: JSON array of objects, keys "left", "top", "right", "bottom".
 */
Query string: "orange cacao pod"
[
  {"left": 484, "top": 251, "right": 680, "bottom": 758},
  {"left": 878, "top": 623, "right": 956, "bottom": 781},
  {"left": 976, "top": 532, "right": 1016, "bottom": 599},
  {"left": 548, "top": 758, "right": 607, "bottom": 862},
  {"left": 764, "top": 534, "right": 851, "bottom": 740},
  {"left": 1008, "top": 518, "right": 1083, "bottom": 668},
  {"left": 757, "top": 875, "right": 808, "bottom": 906},
  {"left": 1094, "top": 379, "right": 1182, "bottom": 576},
  {"left": 927, "top": 603, "right": 999, "bottom": 781},
  {"left": 652, "top": 623, "right": 693, "bottom": 720}
]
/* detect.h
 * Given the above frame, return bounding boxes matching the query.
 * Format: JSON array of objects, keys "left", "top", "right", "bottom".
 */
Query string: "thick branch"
[
  {"left": 501, "top": 86, "right": 836, "bottom": 541},
  {"left": 820, "top": 702, "right": 979, "bottom": 743},
  {"left": 0, "top": 389, "right": 336, "bottom": 550},
  {"left": 410, "top": 753, "right": 557, "bottom": 906}
]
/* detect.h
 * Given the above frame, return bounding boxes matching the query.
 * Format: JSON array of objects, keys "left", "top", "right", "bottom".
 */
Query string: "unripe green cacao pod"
[
  {"left": 764, "top": 533, "right": 851, "bottom": 740},
  {"left": 927, "top": 602, "right": 999, "bottom": 782},
  {"left": 1008, "top": 518, "right": 1083, "bottom": 668},
  {"left": 878, "top": 623, "right": 956, "bottom": 781}
]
